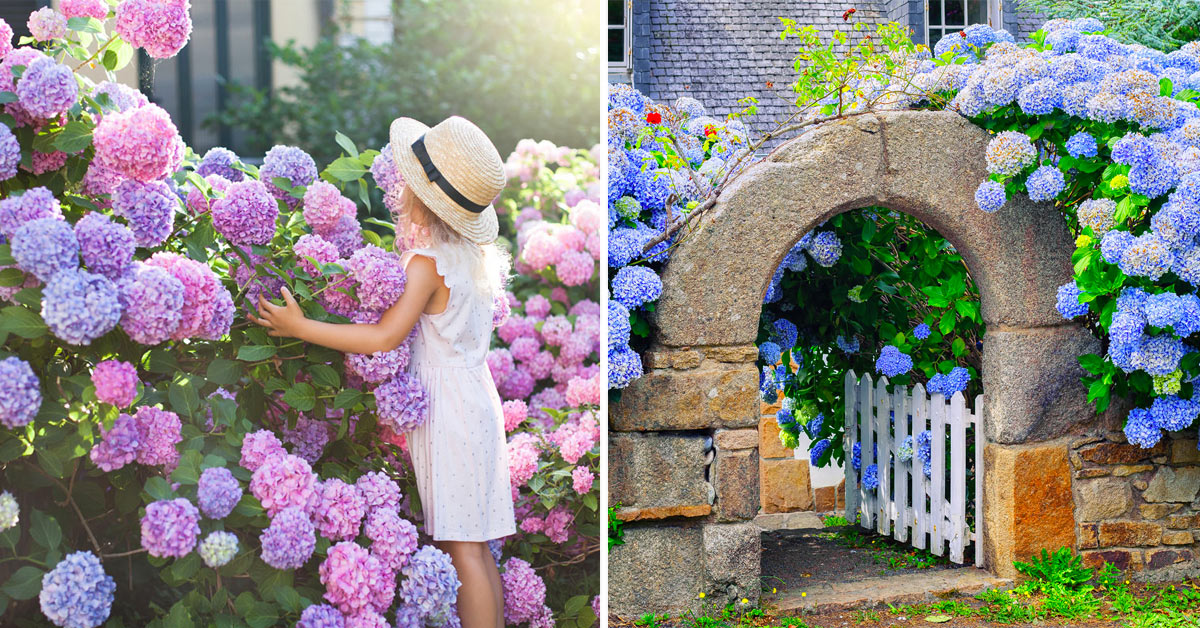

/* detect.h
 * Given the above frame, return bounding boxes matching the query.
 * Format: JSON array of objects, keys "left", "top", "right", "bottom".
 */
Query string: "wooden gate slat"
[
  {"left": 975, "top": 393, "right": 985, "bottom": 568},
  {"left": 844, "top": 371, "right": 859, "bottom": 523},
  {"left": 875, "top": 376, "right": 891, "bottom": 536},
  {"left": 894, "top": 386, "right": 910, "bottom": 543},
  {"left": 860, "top": 373, "right": 875, "bottom": 530},
  {"left": 929, "top": 392, "right": 947, "bottom": 557},
  {"left": 911, "top": 382, "right": 927, "bottom": 551},
  {"left": 949, "top": 392, "right": 968, "bottom": 563}
]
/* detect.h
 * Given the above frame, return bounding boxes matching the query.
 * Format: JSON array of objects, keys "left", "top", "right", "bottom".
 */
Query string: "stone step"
[{"left": 769, "top": 568, "right": 1011, "bottom": 614}]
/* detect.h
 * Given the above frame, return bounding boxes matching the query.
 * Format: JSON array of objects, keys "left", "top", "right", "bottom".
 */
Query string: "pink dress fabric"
[{"left": 400, "top": 243, "right": 516, "bottom": 541}]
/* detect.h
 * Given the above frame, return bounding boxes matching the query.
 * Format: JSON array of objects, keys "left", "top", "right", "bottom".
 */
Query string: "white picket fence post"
[{"left": 843, "top": 372, "right": 984, "bottom": 566}]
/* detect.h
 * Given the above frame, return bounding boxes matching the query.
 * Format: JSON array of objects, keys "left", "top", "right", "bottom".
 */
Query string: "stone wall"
[
  {"left": 1072, "top": 431, "right": 1200, "bottom": 578},
  {"left": 758, "top": 396, "right": 846, "bottom": 514}
]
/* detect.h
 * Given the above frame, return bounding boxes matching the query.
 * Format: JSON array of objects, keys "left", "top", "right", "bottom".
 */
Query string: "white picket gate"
[{"left": 843, "top": 370, "right": 984, "bottom": 566}]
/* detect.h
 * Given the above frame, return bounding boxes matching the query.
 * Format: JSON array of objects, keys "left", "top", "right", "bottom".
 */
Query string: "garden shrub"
[{"left": 0, "top": 4, "right": 598, "bottom": 627}]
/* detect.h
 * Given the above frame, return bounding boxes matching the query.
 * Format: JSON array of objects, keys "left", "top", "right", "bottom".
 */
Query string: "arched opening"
[{"left": 610, "top": 110, "right": 1103, "bottom": 616}]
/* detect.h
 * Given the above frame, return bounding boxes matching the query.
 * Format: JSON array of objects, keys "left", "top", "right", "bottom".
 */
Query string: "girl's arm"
[{"left": 249, "top": 255, "right": 443, "bottom": 355}]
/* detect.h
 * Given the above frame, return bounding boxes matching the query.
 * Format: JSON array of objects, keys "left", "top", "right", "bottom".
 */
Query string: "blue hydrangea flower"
[
  {"left": 1134, "top": 334, "right": 1186, "bottom": 375},
  {"left": 759, "top": 341, "right": 782, "bottom": 365},
  {"left": 633, "top": 168, "right": 671, "bottom": 210},
  {"left": 974, "top": 180, "right": 1007, "bottom": 213},
  {"left": 928, "top": 367, "right": 971, "bottom": 397},
  {"left": 1065, "top": 132, "right": 1099, "bottom": 158},
  {"left": 1060, "top": 83, "right": 1096, "bottom": 117},
  {"left": 0, "top": 356, "right": 42, "bottom": 429},
  {"left": 41, "top": 268, "right": 121, "bottom": 345},
  {"left": 1149, "top": 395, "right": 1200, "bottom": 431},
  {"left": 806, "top": 413, "right": 823, "bottom": 438},
  {"left": 1124, "top": 407, "right": 1162, "bottom": 448},
  {"left": 608, "top": 300, "right": 631, "bottom": 351},
  {"left": 836, "top": 335, "right": 860, "bottom": 354},
  {"left": 1174, "top": 293, "right": 1200, "bottom": 337},
  {"left": 915, "top": 430, "right": 933, "bottom": 467},
  {"left": 1144, "top": 292, "right": 1182, "bottom": 328},
  {"left": 781, "top": 242, "right": 809, "bottom": 272},
  {"left": 1151, "top": 200, "right": 1200, "bottom": 248},
  {"left": 1056, "top": 282, "right": 1089, "bottom": 319},
  {"left": 1046, "top": 28, "right": 1081, "bottom": 54},
  {"left": 851, "top": 441, "right": 862, "bottom": 471},
  {"left": 1017, "top": 78, "right": 1061, "bottom": 115},
  {"left": 775, "top": 407, "right": 795, "bottom": 426},
  {"left": 1130, "top": 161, "right": 1180, "bottom": 199},
  {"left": 607, "top": 227, "right": 645, "bottom": 268},
  {"left": 810, "top": 438, "right": 830, "bottom": 463},
  {"left": 986, "top": 131, "right": 1036, "bottom": 177},
  {"left": 11, "top": 217, "right": 78, "bottom": 282},
  {"left": 608, "top": 345, "right": 643, "bottom": 390},
  {"left": 1026, "top": 165, "right": 1066, "bottom": 201},
  {"left": 808, "top": 231, "right": 842, "bottom": 267},
  {"left": 862, "top": 464, "right": 879, "bottom": 490},
  {"left": 1100, "top": 230, "right": 1135, "bottom": 264},
  {"left": 39, "top": 551, "right": 115, "bottom": 628},
  {"left": 897, "top": 435, "right": 915, "bottom": 462},
  {"left": 609, "top": 83, "right": 647, "bottom": 112},
  {"left": 771, "top": 319, "right": 799, "bottom": 349},
  {"left": 1119, "top": 233, "right": 1175, "bottom": 279},
  {"left": 913, "top": 323, "right": 931, "bottom": 340},
  {"left": 875, "top": 345, "right": 913, "bottom": 377},
  {"left": 610, "top": 265, "right": 663, "bottom": 310}
]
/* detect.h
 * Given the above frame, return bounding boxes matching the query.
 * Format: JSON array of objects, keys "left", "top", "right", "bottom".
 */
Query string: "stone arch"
[{"left": 610, "top": 110, "right": 1107, "bottom": 616}]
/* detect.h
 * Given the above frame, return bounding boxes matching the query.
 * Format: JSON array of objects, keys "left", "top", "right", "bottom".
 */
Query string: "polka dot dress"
[{"left": 401, "top": 243, "right": 516, "bottom": 542}]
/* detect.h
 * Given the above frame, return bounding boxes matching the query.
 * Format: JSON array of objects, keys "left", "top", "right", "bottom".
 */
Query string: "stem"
[
  {"left": 102, "top": 548, "right": 147, "bottom": 559},
  {"left": 74, "top": 35, "right": 116, "bottom": 72}
]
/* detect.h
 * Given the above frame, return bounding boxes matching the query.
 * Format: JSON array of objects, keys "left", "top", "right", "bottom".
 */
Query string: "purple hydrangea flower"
[
  {"left": 355, "top": 472, "right": 402, "bottom": 514},
  {"left": 75, "top": 213, "right": 136, "bottom": 280},
  {"left": 112, "top": 180, "right": 177, "bottom": 247},
  {"left": 345, "top": 246, "right": 407, "bottom": 312},
  {"left": 39, "top": 551, "right": 115, "bottom": 628},
  {"left": 975, "top": 180, "right": 1007, "bottom": 213},
  {"left": 89, "top": 413, "right": 140, "bottom": 471},
  {"left": 41, "top": 268, "right": 122, "bottom": 345},
  {"left": 282, "top": 416, "right": 331, "bottom": 464},
  {"left": 133, "top": 406, "right": 181, "bottom": 467},
  {"left": 260, "top": 145, "right": 317, "bottom": 207},
  {"left": 501, "top": 557, "right": 553, "bottom": 627},
  {"left": 364, "top": 508, "right": 418, "bottom": 571},
  {"left": 91, "top": 359, "right": 138, "bottom": 407},
  {"left": 16, "top": 57, "right": 77, "bottom": 119},
  {"left": 114, "top": 0, "right": 192, "bottom": 59},
  {"left": 312, "top": 479, "right": 367, "bottom": 542},
  {"left": 375, "top": 373, "right": 430, "bottom": 433},
  {"left": 93, "top": 80, "right": 148, "bottom": 114},
  {"left": 261, "top": 506, "right": 317, "bottom": 569},
  {"left": 875, "top": 345, "right": 913, "bottom": 378},
  {"left": 346, "top": 346, "right": 410, "bottom": 384},
  {"left": 196, "top": 146, "right": 244, "bottom": 181},
  {"left": 211, "top": 179, "right": 278, "bottom": 246},
  {"left": 115, "top": 262, "right": 185, "bottom": 344},
  {"left": 370, "top": 143, "right": 402, "bottom": 192},
  {"left": 0, "top": 356, "right": 41, "bottom": 428},
  {"left": 399, "top": 545, "right": 461, "bottom": 624},
  {"left": 0, "top": 187, "right": 62, "bottom": 240},
  {"left": 140, "top": 498, "right": 200, "bottom": 558},
  {"left": 0, "top": 120, "right": 19, "bottom": 181},
  {"left": 198, "top": 467, "right": 242, "bottom": 519},
  {"left": 299, "top": 604, "right": 346, "bottom": 628},
  {"left": 250, "top": 453, "right": 317, "bottom": 517},
  {"left": 11, "top": 217, "right": 78, "bottom": 282},
  {"left": 198, "top": 530, "right": 238, "bottom": 568}
]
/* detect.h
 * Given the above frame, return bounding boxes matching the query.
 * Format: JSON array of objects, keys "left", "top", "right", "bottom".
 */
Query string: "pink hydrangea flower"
[
  {"left": 293, "top": 233, "right": 340, "bottom": 276},
  {"left": 24, "top": 149, "right": 68, "bottom": 175},
  {"left": 240, "top": 429, "right": 285, "bottom": 472},
  {"left": 115, "top": 0, "right": 193, "bottom": 59},
  {"left": 564, "top": 374, "right": 600, "bottom": 407},
  {"left": 144, "top": 251, "right": 229, "bottom": 341},
  {"left": 509, "top": 336, "right": 540, "bottom": 362},
  {"left": 569, "top": 199, "right": 603, "bottom": 234},
  {"left": 551, "top": 412, "right": 598, "bottom": 464},
  {"left": 542, "top": 506, "right": 574, "bottom": 544},
  {"left": 185, "top": 174, "right": 231, "bottom": 215},
  {"left": 523, "top": 294, "right": 551, "bottom": 319},
  {"left": 364, "top": 508, "right": 418, "bottom": 571},
  {"left": 250, "top": 453, "right": 317, "bottom": 517},
  {"left": 571, "top": 466, "right": 594, "bottom": 494},
  {"left": 502, "top": 399, "right": 527, "bottom": 432},
  {"left": 540, "top": 315, "right": 573, "bottom": 347},
  {"left": 0, "top": 20, "right": 13, "bottom": 59},
  {"left": 320, "top": 541, "right": 393, "bottom": 615},
  {"left": 525, "top": 351, "right": 555, "bottom": 381},
  {"left": 313, "top": 479, "right": 367, "bottom": 542},
  {"left": 133, "top": 406, "right": 181, "bottom": 468},
  {"left": 92, "top": 103, "right": 184, "bottom": 182},
  {"left": 519, "top": 516, "right": 544, "bottom": 534},
  {"left": 27, "top": 8, "right": 66, "bottom": 41},
  {"left": 303, "top": 180, "right": 357, "bottom": 232},
  {"left": 486, "top": 348, "right": 515, "bottom": 383},
  {"left": 507, "top": 433, "right": 541, "bottom": 487},
  {"left": 61, "top": 0, "right": 109, "bottom": 20},
  {"left": 555, "top": 249, "right": 594, "bottom": 286},
  {"left": 520, "top": 228, "right": 564, "bottom": 270},
  {"left": 497, "top": 316, "right": 538, "bottom": 344},
  {"left": 91, "top": 359, "right": 138, "bottom": 407},
  {"left": 501, "top": 557, "right": 554, "bottom": 628}
]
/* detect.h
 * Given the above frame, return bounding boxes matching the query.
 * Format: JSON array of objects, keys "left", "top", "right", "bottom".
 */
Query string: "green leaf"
[
  {"left": 0, "top": 92, "right": 16, "bottom": 104},
  {"left": 36, "top": 448, "right": 65, "bottom": 478},
  {"left": 1, "top": 566, "right": 44, "bottom": 600},
  {"left": 925, "top": 615, "right": 952, "bottom": 623},
  {"left": 53, "top": 120, "right": 93, "bottom": 153},
  {"left": 170, "top": 553, "right": 202, "bottom": 582},
  {"left": 273, "top": 585, "right": 303, "bottom": 613},
  {"left": 237, "top": 345, "right": 277, "bottom": 361},
  {"left": 0, "top": 244, "right": 12, "bottom": 265},
  {"left": 332, "top": 388, "right": 362, "bottom": 410},
  {"left": 938, "top": 310, "right": 955, "bottom": 335},
  {"left": 206, "top": 359, "right": 241, "bottom": 386},
  {"left": 245, "top": 602, "right": 278, "bottom": 628},
  {"left": 0, "top": 267, "right": 23, "bottom": 287},
  {"left": 169, "top": 378, "right": 201, "bottom": 418},
  {"left": 29, "top": 509, "right": 61, "bottom": 551},
  {"left": 0, "top": 306, "right": 46, "bottom": 339},
  {"left": 325, "top": 156, "right": 366, "bottom": 182},
  {"left": 66, "top": 16, "right": 104, "bottom": 34},
  {"left": 282, "top": 382, "right": 316, "bottom": 412},
  {"left": 166, "top": 601, "right": 195, "bottom": 628},
  {"left": 144, "top": 476, "right": 175, "bottom": 501},
  {"left": 334, "top": 131, "right": 359, "bottom": 158},
  {"left": 308, "top": 364, "right": 340, "bottom": 389}
]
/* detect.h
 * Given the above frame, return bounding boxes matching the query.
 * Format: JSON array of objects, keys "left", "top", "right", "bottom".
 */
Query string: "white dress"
[{"left": 400, "top": 242, "right": 516, "bottom": 542}]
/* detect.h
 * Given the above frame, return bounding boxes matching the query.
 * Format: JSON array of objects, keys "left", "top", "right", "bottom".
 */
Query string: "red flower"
[
  {"left": 960, "top": 31, "right": 967, "bottom": 37},
  {"left": 842, "top": 8, "right": 856, "bottom": 21},
  {"left": 704, "top": 125, "right": 717, "bottom": 137},
  {"left": 646, "top": 111, "right": 662, "bottom": 124},
  {"left": 766, "top": 81, "right": 774, "bottom": 89}
]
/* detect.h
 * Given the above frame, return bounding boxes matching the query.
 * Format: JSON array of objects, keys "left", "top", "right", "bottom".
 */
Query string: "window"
[
  {"left": 926, "top": 0, "right": 1001, "bottom": 48},
  {"left": 608, "top": 0, "right": 629, "bottom": 70}
]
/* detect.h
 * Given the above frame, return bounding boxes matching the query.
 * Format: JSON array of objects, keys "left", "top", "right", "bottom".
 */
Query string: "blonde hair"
[{"left": 393, "top": 186, "right": 510, "bottom": 297}]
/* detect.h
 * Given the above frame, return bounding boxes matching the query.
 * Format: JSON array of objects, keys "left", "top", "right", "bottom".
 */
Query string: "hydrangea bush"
[{"left": 0, "top": 4, "right": 597, "bottom": 626}]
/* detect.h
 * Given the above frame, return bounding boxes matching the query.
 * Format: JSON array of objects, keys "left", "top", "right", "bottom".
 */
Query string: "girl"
[{"left": 250, "top": 116, "right": 516, "bottom": 628}]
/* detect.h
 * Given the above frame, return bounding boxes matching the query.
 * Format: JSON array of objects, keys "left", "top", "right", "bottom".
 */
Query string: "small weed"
[
  {"left": 635, "top": 613, "right": 669, "bottom": 627},
  {"left": 850, "top": 608, "right": 881, "bottom": 623},
  {"left": 1013, "top": 547, "right": 1093, "bottom": 592},
  {"left": 773, "top": 618, "right": 809, "bottom": 628},
  {"left": 1040, "top": 583, "right": 1101, "bottom": 620},
  {"left": 822, "top": 514, "right": 850, "bottom": 527}
]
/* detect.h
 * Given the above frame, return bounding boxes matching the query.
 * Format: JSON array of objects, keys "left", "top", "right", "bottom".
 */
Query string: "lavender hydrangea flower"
[
  {"left": 89, "top": 413, "right": 140, "bottom": 471},
  {"left": 875, "top": 345, "right": 913, "bottom": 377},
  {"left": 74, "top": 213, "right": 135, "bottom": 280},
  {"left": 282, "top": 417, "right": 331, "bottom": 464},
  {"left": 198, "top": 530, "right": 239, "bottom": 568},
  {"left": 112, "top": 180, "right": 177, "bottom": 247},
  {"left": 133, "top": 406, "right": 182, "bottom": 467},
  {"left": 27, "top": 7, "right": 66, "bottom": 41},
  {"left": 140, "top": 498, "right": 200, "bottom": 558},
  {"left": 0, "top": 124, "right": 18, "bottom": 181},
  {"left": 115, "top": 262, "right": 185, "bottom": 345},
  {"left": 11, "top": 217, "right": 78, "bottom": 282},
  {"left": 611, "top": 265, "right": 662, "bottom": 310},
  {"left": 345, "top": 246, "right": 406, "bottom": 311},
  {"left": 313, "top": 479, "right": 367, "bottom": 542},
  {"left": 370, "top": 143, "right": 403, "bottom": 192},
  {"left": 1056, "top": 282, "right": 1089, "bottom": 319},
  {"left": 399, "top": 545, "right": 461, "bottom": 625},
  {"left": 974, "top": 180, "right": 1007, "bottom": 213},
  {"left": 375, "top": 374, "right": 430, "bottom": 433},
  {"left": 261, "top": 506, "right": 317, "bottom": 569},
  {"left": 260, "top": 145, "right": 318, "bottom": 207},
  {"left": 41, "top": 268, "right": 122, "bottom": 345},
  {"left": 356, "top": 471, "right": 402, "bottom": 514},
  {"left": 299, "top": 604, "right": 346, "bottom": 628},
  {"left": 0, "top": 187, "right": 62, "bottom": 240},
  {"left": 16, "top": 57, "right": 77, "bottom": 119},
  {"left": 39, "top": 551, "right": 115, "bottom": 628},
  {"left": 211, "top": 179, "right": 279, "bottom": 245},
  {"left": 197, "top": 146, "right": 244, "bottom": 181},
  {"left": 91, "top": 359, "right": 138, "bottom": 407},
  {"left": 198, "top": 467, "right": 242, "bottom": 519},
  {"left": 347, "top": 346, "right": 410, "bottom": 384},
  {"left": 0, "top": 356, "right": 41, "bottom": 428}
]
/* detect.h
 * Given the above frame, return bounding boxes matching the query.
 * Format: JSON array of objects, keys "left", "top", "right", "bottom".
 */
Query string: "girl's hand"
[{"left": 249, "top": 287, "right": 307, "bottom": 338}]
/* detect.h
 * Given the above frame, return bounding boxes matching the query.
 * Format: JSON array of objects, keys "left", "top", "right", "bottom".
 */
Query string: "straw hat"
[{"left": 390, "top": 115, "right": 505, "bottom": 245}]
